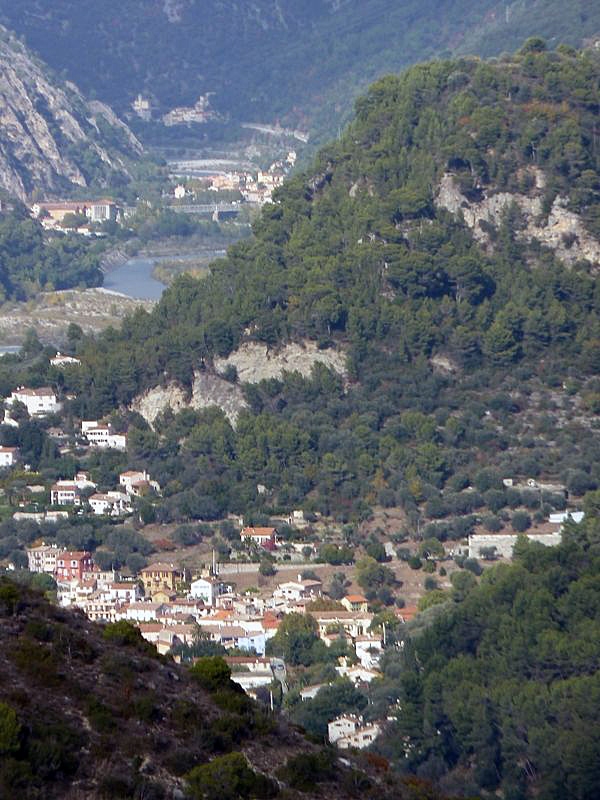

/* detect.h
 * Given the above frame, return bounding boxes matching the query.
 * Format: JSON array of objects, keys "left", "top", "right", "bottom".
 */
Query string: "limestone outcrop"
[
  {"left": 213, "top": 340, "right": 348, "bottom": 384},
  {"left": 132, "top": 340, "right": 347, "bottom": 427},
  {"left": 436, "top": 172, "right": 600, "bottom": 270}
]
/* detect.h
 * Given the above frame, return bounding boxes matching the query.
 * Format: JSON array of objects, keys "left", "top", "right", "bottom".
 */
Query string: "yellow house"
[
  {"left": 341, "top": 594, "right": 369, "bottom": 613},
  {"left": 151, "top": 588, "right": 176, "bottom": 604},
  {"left": 140, "top": 562, "right": 182, "bottom": 595}
]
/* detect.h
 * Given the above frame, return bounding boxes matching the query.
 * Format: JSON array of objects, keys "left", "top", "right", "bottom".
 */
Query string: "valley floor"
[{"left": 0, "top": 288, "right": 156, "bottom": 345}]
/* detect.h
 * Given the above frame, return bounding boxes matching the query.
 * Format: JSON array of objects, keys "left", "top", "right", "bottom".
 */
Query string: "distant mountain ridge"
[
  {"left": 0, "top": 0, "right": 598, "bottom": 140},
  {"left": 0, "top": 27, "right": 141, "bottom": 201}
]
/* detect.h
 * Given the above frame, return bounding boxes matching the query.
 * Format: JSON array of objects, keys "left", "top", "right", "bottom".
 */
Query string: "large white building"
[{"left": 8, "top": 387, "right": 60, "bottom": 416}]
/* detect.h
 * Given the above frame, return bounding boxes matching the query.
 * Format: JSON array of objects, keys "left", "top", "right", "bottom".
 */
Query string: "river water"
[
  {"left": 103, "top": 252, "right": 225, "bottom": 301},
  {"left": 103, "top": 256, "right": 166, "bottom": 300}
]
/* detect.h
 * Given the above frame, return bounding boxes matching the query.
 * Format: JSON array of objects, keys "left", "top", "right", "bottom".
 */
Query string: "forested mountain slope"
[
  {"left": 0, "top": 27, "right": 141, "bottom": 200},
  {"left": 0, "top": 1, "right": 599, "bottom": 136},
  {"left": 6, "top": 43, "right": 600, "bottom": 523},
  {"left": 372, "top": 508, "right": 600, "bottom": 799}
]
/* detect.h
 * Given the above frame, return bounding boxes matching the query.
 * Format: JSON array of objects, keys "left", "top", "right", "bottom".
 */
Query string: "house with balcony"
[
  {"left": 7, "top": 387, "right": 60, "bottom": 416},
  {"left": 140, "top": 562, "right": 183, "bottom": 595},
  {"left": 56, "top": 551, "right": 94, "bottom": 581}
]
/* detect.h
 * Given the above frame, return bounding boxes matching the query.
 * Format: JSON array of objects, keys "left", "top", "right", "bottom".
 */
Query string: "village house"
[
  {"left": 162, "top": 94, "right": 216, "bottom": 126},
  {"left": 152, "top": 588, "right": 177, "bottom": 604},
  {"left": 57, "top": 578, "right": 98, "bottom": 608},
  {"left": 217, "top": 625, "right": 265, "bottom": 654},
  {"left": 138, "top": 623, "right": 164, "bottom": 645},
  {"left": 162, "top": 598, "right": 206, "bottom": 619},
  {"left": 121, "top": 601, "right": 164, "bottom": 623},
  {"left": 50, "top": 352, "right": 81, "bottom": 367},
  {"left": 56, "top": 551, "right": 94, "bottom": 582},
  {"left": 0, "top": 446, "right": 18, "bottom": 468},
  {"left": 336, "top": 663, "right": 380, "bottom": 684},
  {"left": 328, "top": 714, "right": 382, "bottom": 750},
  {"left": 548, "top": 510, "right": 585, "bottom": 525},
  {"left": 299, "top": 683, "right": 329, "bottom": 701},
  {"left": 105, "top": 582, "right": 141, "bottom": 604},
  {"left": 26, "top": 543, "right": 61, "bottom": 574},
  {"left": 7, "top": 386, "right": 60, "bottom": 416},
  {"left": 396, "top": 606, "right": 418, "bottom": 624},
  {"left": 2, "top": 410, "right": 19, "bottom": 428},
  {"left": 156, "top": 609, "right": 197, "bottom": 628},
  {"left": 240, "top": 526, "right": 278, "bottom": 550},
  {"left": 226, "top": 657, "right": 274, "bottom": 691},
  {"left": 79, "top": 598, "right": 120, "bottom": 623},
  {"left": 225, "top": 593, "right": 266, "bottom": 616},
  {"left": 155, "top": 624, "right": 197, "bottom": 656},
  {"left": 273, "top": 575, "right": 322, "bottom": 603},
  {"left": 82, "top": 567, "right": 117, "bottom": 588},
  {"left": 140, "top": 562, "right": 183, "bottom": 595},
  {"left": 286, "top": 509, "right": 308, "bottom": 528},
  {"left": 81, "top": 421, "right": 127, "bottom": 450},
  {"left": 208, "top": 173, "right": 241, "bottom": 192},
  {"left": 195, "top": 613, "right": 268, "bottom": 655},
  {"left": 341, "top": 594, "right": 369, "bottom": 613},
  {"left": 311, "top": 610, "right": 373, "bottom": 641},
  {"left": 50, "top": 482, "right": 81, "bottom": 506},
  {"left": 51, "top": 472, "right": 97, "bottom": 506},
  {"left": 190, "top": 576, "right": 226, "bottom": 607},
  {"left": 119, "top": 470, "right": 160, "bottom": 496},
  {"left": 88, "top": 491, "right": 132, "bottom": 516}
]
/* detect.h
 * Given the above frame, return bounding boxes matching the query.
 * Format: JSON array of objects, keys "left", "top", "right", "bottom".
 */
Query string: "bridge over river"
[{"left": 167, "top": 203, "right": 240, "bottom": 217}]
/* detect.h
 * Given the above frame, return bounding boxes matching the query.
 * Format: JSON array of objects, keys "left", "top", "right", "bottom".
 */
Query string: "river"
[
  {"left": 103, "top": 256, "right": 167, "bottom": 300},
  {"left": 103, "top": 252, "right": 224, "bottom": 301}
]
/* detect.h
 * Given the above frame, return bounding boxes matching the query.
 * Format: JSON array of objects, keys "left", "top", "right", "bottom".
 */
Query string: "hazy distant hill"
[
  {"left": 0, "top": 0, "right": 598, "bottom": 139},
  {"left": 0, "top": 27, "right": 141, "bottom": 200}
]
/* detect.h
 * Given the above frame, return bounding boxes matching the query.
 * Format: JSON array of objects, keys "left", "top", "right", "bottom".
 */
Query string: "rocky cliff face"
[
  {"left": 132, "top": 340, "right": 347, "bottom": 426},
  {"left": 132, "top": 371, "right": 248, "bottom": 427},
  {"left": 436, "top": 170, "right": 600, "bottom": 270},
  {"left": 0, "top": 28, "right": 141, "bottom": 201}
]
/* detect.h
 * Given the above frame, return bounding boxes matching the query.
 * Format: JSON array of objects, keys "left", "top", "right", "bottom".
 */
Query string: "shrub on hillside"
[
  {"left": 186, "top": 752, "right": 278, "bottom": 800},
  {"left": 190, "top": 656, "right": 232, "bottom": 692}
]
